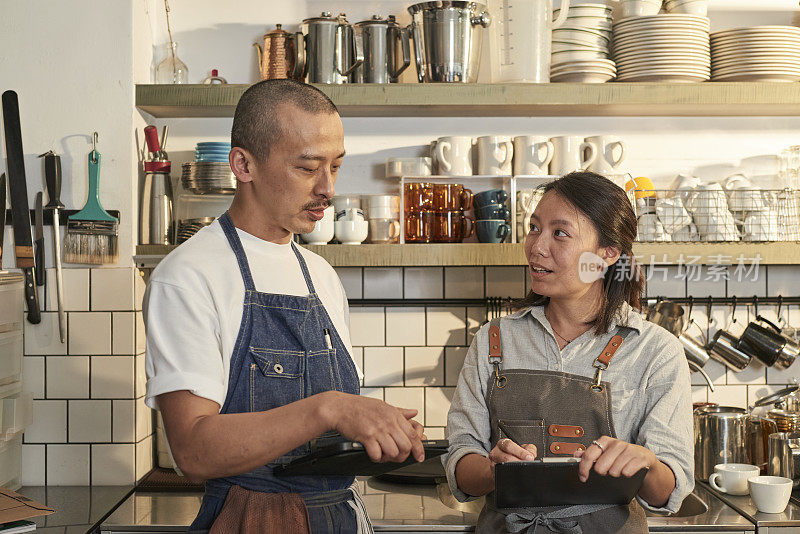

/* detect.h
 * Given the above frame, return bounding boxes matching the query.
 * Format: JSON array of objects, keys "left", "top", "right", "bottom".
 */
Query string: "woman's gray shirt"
[{"left": 444, "top": 302, "right": 694, "bottom": 514}]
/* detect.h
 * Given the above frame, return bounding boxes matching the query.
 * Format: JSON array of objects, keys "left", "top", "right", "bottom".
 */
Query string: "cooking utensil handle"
[
  {"left": 24, "top": 267, "right": 40, "bottom": 324},
  {"left": 688, "top": 360, "right": 714, "bottom": 391},
  {"left": 34, "top": 234, "right": 44, "bottom": 287},
  {"left": 144, "top": 125, "right": 160, "bottom": 154},
  {"left": 757, "top": 314, "right": 783, "bottom": 334},
  {"left": 291, "top": 32, "right": 306, "bottom": 80},
  {"left": 708, "top": 472, "right": 725, "bottom": 493},
  {"left": 408, "top": 24, "right": 424, "bottom": 83},
  {"left": 340, "top": 25, "right": 364, "bottom": 77},
  {"left": 391, "top": 26, "right": 411, "bottom": 78}
]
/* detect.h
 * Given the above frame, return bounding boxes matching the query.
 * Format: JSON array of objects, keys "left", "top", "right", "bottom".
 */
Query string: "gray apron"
[{"left": 477, "top": 317, "right": 648, "bottom": 534}]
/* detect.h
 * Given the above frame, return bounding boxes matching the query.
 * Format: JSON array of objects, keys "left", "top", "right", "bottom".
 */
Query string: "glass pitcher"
[{"left": 487, "top": 0, "right": 570, "bottom": 83}]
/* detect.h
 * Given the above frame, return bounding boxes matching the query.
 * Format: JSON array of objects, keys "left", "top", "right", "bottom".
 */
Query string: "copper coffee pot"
[{"left": 253, "top": 24, "right": 305, "bottom": 80}]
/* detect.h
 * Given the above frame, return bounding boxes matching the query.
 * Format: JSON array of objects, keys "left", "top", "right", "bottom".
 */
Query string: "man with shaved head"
[{"left": 144, "top": 80, "right": 425, "bottom": 532}]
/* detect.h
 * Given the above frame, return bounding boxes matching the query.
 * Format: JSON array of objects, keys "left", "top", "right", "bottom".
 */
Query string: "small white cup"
[
  {"left": 334, "top": 219, "right": 369, "bottom": 245},
  {"left": 434, "top": 136, "right": 473, "bottom": 176},
  {"left": 550, "top": 135, "right": 597, "bottom": 175},
  {"left": 336, "top": 208, "right": 365, "bottom": 222},
  {"left": 671, "top": 222, "right": 699, "bottom": 242},
  {"left": 368, "top": 206, "right": 399, "bottom": 220},
  {"left": 656, "top": 197, "right": 692, "bottom": 234},
  {"left": 742, "top": 210, "right": 779, "bottom": 241},
  {"left": 621, "top": 0, "right": 662, "bottom": 17},
  {"left": 331, "top": 195, "right": 361, "bottom": 213},
  {"left": 476, "top": 135, "right": 514, "bottom": 175},
  {"left": 637, "top": 213, "right": 670, "bottom": 241},
  {"left": 513, "top": 136, "right": 554, "bottom": 176},
  {"left": 385, "top": 157, "right": 432, "bottom": 178},
  {"left": 299, "top": 206, "right": 335, "bottom": 245},
  {"left": 748, "top": 476, "right": 793, "bottom": 514},
  {"left": 585, "top": 135, "right": 626, "bottom": 174},
  {"left": 708, "top": 464, "right": 760, "bottom": 496}
]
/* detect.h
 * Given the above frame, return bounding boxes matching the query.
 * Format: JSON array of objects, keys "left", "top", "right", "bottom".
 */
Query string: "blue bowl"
[
  {"left": 196, "top": 142, "right": 231, "bottom": 147},
  {"left": 195, "top": 155, "right": 230, "bottom": 162},
  {"left": 196, "top": 149, "right": 231, "bottom": 155}
]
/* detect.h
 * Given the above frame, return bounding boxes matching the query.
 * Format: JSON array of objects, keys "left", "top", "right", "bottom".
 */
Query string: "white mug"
[
  {"left": 671, "top": 222, "right": 699, "bottom": 242},
  {"left": 434, "top": 136, "right": 473, "bottom": 176},
  {"left": 331, "top": 195, "right": 361, "bottom": 213},
  {"left": 385, "top": 157, "right": 432, "bottom": 178},
  {"left": 749, "top": 476, "right": 793, "bottom": 513},
  {"left": 476, "top": 135, "right": 513, "bottom": 175},
  {"left": 336, "top": 208, "right": 365, "bottom": 222},
  {"left": 742, "top": 210, "right": 779, "bottom": 241},
  {"left": 637, "top": 213, "right": 670, "bottom": 242},
  {"left": 708, "top": 464, "right": 760, "bottom": 496},
  {"left": 621, "top": 0, "right": 662, "bottom": 18},
  {"left": 368, "top": 218, "right": 401, "bottom": 243},
  {"left": 334, "top": 219, "right": 369, "bottom": 245},
  {"left": 669, "top": 174, "right": 702, "bottom": 203},
  {"left": 655, "top": 197, "right": 692, "bottom": 234},
  {"left": 550, "top": 136, "right": 597, "bottom": 175},
  {"left": 299, "top": 206, "right": 335, "bottom": 245},
  {"left": 513, "top": 136, "right": 554, "bottom": 176},
  {"left": 585, "top": 135, "right": 626, "bottom": 174},
  {"left": 685, "top": 183, "right": 729, "bottom": 214}
]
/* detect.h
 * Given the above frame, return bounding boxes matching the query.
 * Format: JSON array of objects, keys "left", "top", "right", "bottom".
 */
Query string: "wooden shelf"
[
  {"left": 134, "top": 242, "right": 800, "bottom": 269},
  {"left": 136, "top": 82, "right": 800, "bottom": 118}
]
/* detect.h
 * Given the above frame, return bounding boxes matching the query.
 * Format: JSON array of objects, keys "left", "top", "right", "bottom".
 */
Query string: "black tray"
[
  {"left": 274, "top": 439, "right": 449, "bottom": 477},
  {"left": 494, "top": 459, "right": 647, "bottom": 508}
]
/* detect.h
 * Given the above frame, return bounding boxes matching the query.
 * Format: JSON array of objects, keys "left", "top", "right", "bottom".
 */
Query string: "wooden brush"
[{"left": 63, "top": 140, "right": 118, "bottom": 264}]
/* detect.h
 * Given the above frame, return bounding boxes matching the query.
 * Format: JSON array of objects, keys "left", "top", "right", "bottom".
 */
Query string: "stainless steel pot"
[
  {"left": 647, "top": 300, "right": 686, "bottom": 336},
  {"left": 740, "top": 315, "right": 800, "bottom": 370},
  {"left": 708, "top": 329, "right": 752, "bottom": 372},
  {"left": 694, "top": 406, "right": 750, "bottom": 480},
  {"left": 353, "top": 15, "right": 411, "bottom": 83},
  {"left": 302, "top": 12, "right": 364, "bottom": 84},
  {"left": 408, "top": 1, "right": 491, "bottom": 83},
  {"left": 768, "top": 431, "right": 800, "bottom": 487}
]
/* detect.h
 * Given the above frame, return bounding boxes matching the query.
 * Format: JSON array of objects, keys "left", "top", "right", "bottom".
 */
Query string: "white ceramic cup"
[
  {"left": 513, "top": 136, "right": 554, "bottom": 176},
  {"left": 585, "top": 135, "right": 626, "bottom": 174},
  {"left": 476, "top": 135, "right": 513, "bottom": 175},
  {"left": 336, "top": 208, "right": 365, "bottom": 222},
  {"left": 365, "top": 195, "right": 400, "bottom": 219},
  {"left": 385, "top": 157, "right": 432, "bottom": 178},
  {"left": 637, "top": 213, "right": 670, "bottom": 242},
  {"left": 655, "top": 197, "right": 692, "bottom": 234},
  {"left": 299, "top": 206, "right": 335, "bottom": 245},
  {"left": 334, "top": 219, "right": 369, "bottom": 245},
  {"left": 671, "top": 222, "right": 699, "bottom": 241},
  {"left": 743, "top": 210, "right": 779, "bottom": 241},
  {"left": 434, "top": 136, "right": 473, "bottom": 176},
  {"left": 621, "top": 0, "right": 662, "bottom": 17},
  {"left": 708, "top": 464, "right": 760, "bottom": 496},
  {"left": 550, "top": 136, "right": 597, "bottom": 175},
  {"left": 368, "top": 218, "right": 401, "bottom": 243},
  {"left": 669, "top": 174, "right": 702, "bottom": 203},
  {"left": 369, "top": 206, "right": 399, "bottom": 220},
  {"left": 331, "top": 195, "right": 361, "bottom": 213},
  {"left": 748, "top": 476, "right": 793, "bottom": 513},
  {"left": 685, "top": 183, "right": 729, "bottom": 214}
]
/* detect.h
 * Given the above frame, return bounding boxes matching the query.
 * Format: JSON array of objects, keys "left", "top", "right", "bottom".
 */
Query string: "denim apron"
[{"left": 189, "top": 212, "right": 368, "bottom": 533}]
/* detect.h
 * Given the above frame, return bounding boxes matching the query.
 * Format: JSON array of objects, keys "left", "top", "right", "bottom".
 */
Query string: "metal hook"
[
  {"left": 731, "top": 296, "right": 738, "bottom": 324},
  {"left": 705, "top": 296, "right": 712, "bottom": 324},
  {"left": 91, "top": 131, "right": 99, "bottom": 163},
  {"left": 777, "top": 295, "right": 785, "bottom": 325},
  {"left": 753, "top": 295, "right": 758, "bottom": 317},
  {"left": 686, "top": 296, "right": 694, "bottom": 324}
]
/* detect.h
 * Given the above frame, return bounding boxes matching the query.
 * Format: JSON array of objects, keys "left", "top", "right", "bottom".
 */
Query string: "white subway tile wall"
[
  {"left": 19, "top": 264, "right": 800, "bottom": 484},
  {"left": 21, "top": 267, "right": 154, "bottom": 486},
  {"left": 345, "top": 265, "right": 800, "bottom": 438}
]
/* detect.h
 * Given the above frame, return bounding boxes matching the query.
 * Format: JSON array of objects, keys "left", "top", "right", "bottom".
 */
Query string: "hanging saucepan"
[
  {"left": 708, "top": 329, "right": 752, "bottom": 372},
  {"left": 739, "top": 315, "right": 800, "bottom": 369}
]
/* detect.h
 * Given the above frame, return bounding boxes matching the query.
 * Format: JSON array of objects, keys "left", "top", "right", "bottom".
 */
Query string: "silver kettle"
[
  {"left": 353, "top": 15, "right": 411, "bottom": 83},
  {"left": 302, "top": 12, "right": 364, "bottom": 84},
  {"left": 768, "top": 432, "right": 800, "bottom": 486}
]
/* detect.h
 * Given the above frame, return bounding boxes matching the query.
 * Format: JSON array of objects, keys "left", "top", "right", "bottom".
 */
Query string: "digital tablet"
[
  {"left": 494, "top": 459, "right": 647, "bottom": 508},
  {"left": 274, "top": 439, "right": 449, "bottom": 477}
]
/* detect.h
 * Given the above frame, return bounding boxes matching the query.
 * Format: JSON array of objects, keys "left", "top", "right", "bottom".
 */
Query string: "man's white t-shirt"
[{"left": 143, "top": 219, "right": 361, "bottom": 410}]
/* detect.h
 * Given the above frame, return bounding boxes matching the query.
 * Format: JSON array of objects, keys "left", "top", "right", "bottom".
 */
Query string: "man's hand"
[{"left": 323, "top": 392, "right": 426, "bottom": 464}]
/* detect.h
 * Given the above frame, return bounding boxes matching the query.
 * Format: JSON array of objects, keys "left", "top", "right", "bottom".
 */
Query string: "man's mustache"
[{"left": 302, "top": 199, "right": 331, "bottom": 211}]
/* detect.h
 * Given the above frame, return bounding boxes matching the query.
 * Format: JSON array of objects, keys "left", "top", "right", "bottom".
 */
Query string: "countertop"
[
  {"left": 99, "top": 478, "right": 755, "bottom": 533},
  {"left": 16, "top": 485, "right": 134, "bottom": 534},
  {"left": 701, "top": 481, "right": 800, "bottom": 528}
]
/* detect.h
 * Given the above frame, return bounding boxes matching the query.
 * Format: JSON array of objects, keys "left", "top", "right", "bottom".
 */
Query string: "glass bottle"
[{"left": 156, "top": 42, "right": 189, "bottom": 84}]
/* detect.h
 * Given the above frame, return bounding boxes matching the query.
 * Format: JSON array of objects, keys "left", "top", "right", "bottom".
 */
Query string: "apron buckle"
[
  {"left": 492, "top": 362, "right": 507, "bottom": 388},
  {"left": 591, "top": 367, "right": 604, "bottom": 392}
]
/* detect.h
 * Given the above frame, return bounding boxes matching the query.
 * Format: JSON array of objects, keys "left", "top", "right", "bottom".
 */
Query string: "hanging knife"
[
  {"left": 42, "top": 151, "right": 65, "bottom": 342},
  {"left": 34, "top": 192, "right": 44, "bottom": 290},
  {"left": 2, "top": 90, "right": 41, "bottom": 324},
  {"left": 0, "top": 174, "right": 5, "bottom": 269}
]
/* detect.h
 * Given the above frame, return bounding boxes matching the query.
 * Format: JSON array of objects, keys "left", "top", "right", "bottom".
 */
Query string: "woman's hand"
[
  {"left": 488, "top": 438, "right": 538, "bottom": 475},
  {"left": 574, "top": 436, "right": 655, "bottom": 483}
]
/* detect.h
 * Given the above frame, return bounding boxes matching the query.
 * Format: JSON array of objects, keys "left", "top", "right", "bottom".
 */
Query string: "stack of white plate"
[
  {"left": 181, "top": 162, "right": 237, "bottom": 195},
  {"left": 551, "top": 3, "right": 616, "bottom": 83},
  {"left": 611, "top": 14, "right": 711, "bottom": 82},
  {"left": 710, "top": 26, "right": 800, "bottom": 82}
]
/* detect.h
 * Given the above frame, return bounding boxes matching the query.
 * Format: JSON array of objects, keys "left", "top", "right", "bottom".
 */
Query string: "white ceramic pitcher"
[{"left": 487, "top": 0, "right": 571, "bottom": 83}]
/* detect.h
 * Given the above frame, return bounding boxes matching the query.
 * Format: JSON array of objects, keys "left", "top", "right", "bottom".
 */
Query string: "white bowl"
[
  {"left": 553, "top": 28, "right": 610, "bottom": 48},
  {"left": 665, "top": 0, "right": 708, "bottom": 16},
  {"left": 334, "top": 220, "right": 369, "bottom": 245},
  {"left": 748, "top": 476, "right": 793, "bottom": 514},
  {"left": 553, "top": 40, "right": 607, "bottom": 52},
  {"left": 552, "top": 49, "right": 609, "bottom": 62},
  {"left": 621, "top": 0, "right": 662, "bottom": 18}
]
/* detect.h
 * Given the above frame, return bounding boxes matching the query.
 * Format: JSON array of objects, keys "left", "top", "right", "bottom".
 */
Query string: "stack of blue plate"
[{"left": 195, "top": 142, "right": 231, "bottom": 162}]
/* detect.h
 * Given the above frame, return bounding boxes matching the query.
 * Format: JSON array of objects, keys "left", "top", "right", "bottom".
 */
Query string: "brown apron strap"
[
  {"left": 591, "top": 327, "right": 634, "bottom": 392},
  {"left": 487, "top": 318, "right": 506, "bottom": 388}
]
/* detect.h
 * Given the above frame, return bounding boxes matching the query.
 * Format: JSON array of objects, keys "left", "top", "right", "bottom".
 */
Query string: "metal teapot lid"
[
  {"left": 753, "top": 385, "right": 799, "bottom": 408},
  {"left": 355, "top": 15, "right": 399, "bottom": 27},
  {"left": 303, "top": 12, "right": 347, "bottom": 24},
  {"left": 265, "top": 24, "right": 291, "bottom": 38}
]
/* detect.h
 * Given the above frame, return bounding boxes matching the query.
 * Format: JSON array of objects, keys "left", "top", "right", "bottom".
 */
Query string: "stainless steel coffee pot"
[
  {"left": 694, "top": 406, "right": 750, "bottom": 480},
  {"left": 353, "top": 15, "right": 411, "bottom": 83},
  {"left": 302, "top": 12, "right": 363, "bottom": 84},
  {"left": 408, "top": 1, "right": 491, "bottom": 83},
  {"left": 768, "top": 432, "right": 800, "bottom": 486}
]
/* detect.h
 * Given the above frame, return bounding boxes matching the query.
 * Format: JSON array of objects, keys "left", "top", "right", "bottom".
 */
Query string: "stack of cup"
[
  {"left": 404, "top": 183, "right": 435, "bottom": 243},
  {"left": 474, "top": 188, "right": 511, "bottom": 243},
  {"left": 365, "top": 195, "right": 401, "bottom": 243},
  {"left": 332, "top": 195, "right": 368, "bottom": 245},
  {"left": 684, "top": 183, "right": 740, "bottom": 241},
  {"left": 432, "top": 183, "right": 474, "bottom": 243},
  {"left": 299, "top": 206, "right": 335, "bottom": 245}
]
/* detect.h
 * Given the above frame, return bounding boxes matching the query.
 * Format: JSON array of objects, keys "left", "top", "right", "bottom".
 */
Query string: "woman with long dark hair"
[{"left": 445, "top": 171, "right": 693, "bottom": 533}]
